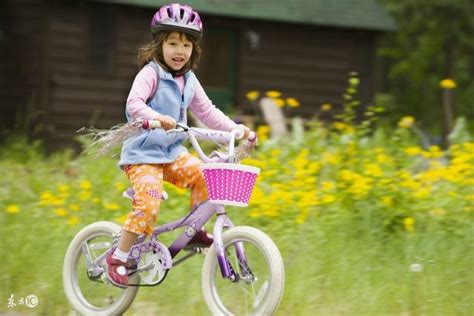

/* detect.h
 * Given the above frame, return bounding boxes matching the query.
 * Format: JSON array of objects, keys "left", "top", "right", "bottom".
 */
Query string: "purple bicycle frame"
[
  {"left": 94, "top": 200, "right": 246, "bottom": 279},
  {"left": 155, "top": 200, "right": 243, "bottom": 278},
  {"left": 92, "top": 125, "right": 251, "bottom": 279}
]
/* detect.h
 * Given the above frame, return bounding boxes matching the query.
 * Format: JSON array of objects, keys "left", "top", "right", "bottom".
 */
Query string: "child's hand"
[
  {"left": 236, "top": 124, "right": 251, "bottom": 139},
  {"left": 155, "top": 115, "right": 176, "bottom": 130}
]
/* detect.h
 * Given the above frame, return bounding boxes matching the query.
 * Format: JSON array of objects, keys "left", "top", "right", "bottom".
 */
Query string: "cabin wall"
[
  {"left": 2, "top": 1, "right": 379, "bottom": 148},
  {"left": 238, "top": 20, "right": 377, "bottom": 118},
  {"left": 0, "top": 0, "right": 43, "bottom": 133}
]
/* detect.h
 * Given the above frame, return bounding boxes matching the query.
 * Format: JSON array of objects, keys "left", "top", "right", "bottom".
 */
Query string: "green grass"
[{"left": 0, "top": 137, "right": 472, "bottom": 315}]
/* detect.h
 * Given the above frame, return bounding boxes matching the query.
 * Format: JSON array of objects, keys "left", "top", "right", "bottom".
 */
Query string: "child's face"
[{"left": 162, "top": 32, "right": 193, "bottom": 72}]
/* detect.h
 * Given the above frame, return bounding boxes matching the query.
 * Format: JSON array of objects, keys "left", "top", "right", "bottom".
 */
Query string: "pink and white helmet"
[{"left": 151, "top": 3, "right": 203, "bottom": 38}]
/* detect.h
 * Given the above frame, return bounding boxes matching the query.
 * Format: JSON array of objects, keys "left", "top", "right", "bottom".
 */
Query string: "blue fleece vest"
[{"left": 119, "top": 61, "right": 197, "bottom": 167}]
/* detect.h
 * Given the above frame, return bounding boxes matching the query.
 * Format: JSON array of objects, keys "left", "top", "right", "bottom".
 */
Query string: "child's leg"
[
  {"left": 107, "top": 164, "right": 164, "bottom": 286},
  {"left": 117, "top": 231, "right": 138, "bottom": 253},
  {"left": 116, "top": 164, "right": 164, "bottom": 255},
  {"left": 163, "top": 153, "right": 208, "bottom": 208},
  {"left": 163, "top": 153, "right": 212, "bottom": 247}
]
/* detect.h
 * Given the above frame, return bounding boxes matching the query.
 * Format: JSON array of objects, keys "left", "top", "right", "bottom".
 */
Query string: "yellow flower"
[
  {"left": 249, "top": 210, "right": 260, "bottom": 218},
  {"left": 39, "top": 191, "right": 55, "bottom": 206},
  {"left": 67, "top": 216, "right": 80, "bottom": 226},
  {"left": 321, "top": 181, "right": 335, "bottom": 191},
  {"left": 439, "top": 79, "right": 456, "bottom": 89},
  {"left": 421, "top": 146, "right": 443, "bottom": 159},
  {"left": 6, "top": 204, "right": 20, "bottom": 214},
  {"left": 246, "top": 90, "right": 259, "bottom": 101},
  {"left": 51, "top": 198, "right": 65, "bottom": 206},
  {"left": 79, "top": 190, "right": 92, "bottom": 201},
  {"left": 404, "top": 146, "right": 422, "bottom": 156},
  {"left": 381, "top": 196, "right": 393, "bottom": 207},
  {"left": 58, "top": 184, "right": 70, "bottom": 193},
  {"left": 321, "top": 103, "right": 332, "bottom": 112},
  {"left": 321, "top": 152, "right": 341, "bottom": 165},
  {"left": 80, "top": 180, "right": 92, "bottom": 190},
  {"left": 256, "top": 125, "right": 270, "bottom": 142},
  {"left": 272, "top": 98, "right": 285, "bottom": 107},
  {"left": 403, "top": 217, "right": 415, "bottom": 233},
  {"left": 413, "top": 187, "right": 431, "bottom": 199},
  {"left": 376, "top": 153, "right": 393, "bottom": 164},
  {"left": 333, "top": 122, "right": 346, "bottom": 130},
  {"left": 104, "top": 203, "right": 120, "bottom": 211},
  {"left": 398, "top": 116, "right": 415, "bottom": 128},
  {"left": 286, "top": 97, "right": 300, "bottom": 108},
  {"left": 114, "top": 182, "right": 126, "bottom": 192},
  {"left": 69, "top": 204, "right": 80, "bottom": 211},
  {"left": 321, "top": 194, "right": 336, "bottom": 204},
  {"left": 55, "top": 208, "right": 68, "bottom": 217},
  {"left": 295, "top": 209, "right": 309, "bottom": 224},
  {"left": 265, "top": 90, "right": 282, "bottom": 98},
  {"left": 364, "top": 163, "right": 383, "bottom": 177}
]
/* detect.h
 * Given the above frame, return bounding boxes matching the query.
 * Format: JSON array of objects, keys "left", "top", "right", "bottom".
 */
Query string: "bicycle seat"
[{"left": 122, "top": 188, "right": 168, "bottom": 201}]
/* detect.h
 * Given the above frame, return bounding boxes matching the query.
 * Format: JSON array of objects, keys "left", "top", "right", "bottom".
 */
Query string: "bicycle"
[{"left": 63, "top": 121, "right": 285, "bottom": 315}]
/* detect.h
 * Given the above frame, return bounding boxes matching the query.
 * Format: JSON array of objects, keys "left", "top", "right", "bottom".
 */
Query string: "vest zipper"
[{"left": 179, "top": 93, "right": 185, "bottom": 123}]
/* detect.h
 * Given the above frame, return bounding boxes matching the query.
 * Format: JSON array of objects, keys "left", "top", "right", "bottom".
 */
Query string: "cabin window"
[{"left": 196, "top": 29, "right": 237, "bottom": 112}]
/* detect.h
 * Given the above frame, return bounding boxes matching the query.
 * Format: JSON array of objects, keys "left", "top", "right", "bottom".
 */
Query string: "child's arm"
[
  {"left": 189, "top": 80, "right": 240, "bottom": 132},
  {"left": 126, "top": 66, "right": 159, "bottom": 119},
  {"left": 126, "top": 67, "right": 175, "bottom": 129}
]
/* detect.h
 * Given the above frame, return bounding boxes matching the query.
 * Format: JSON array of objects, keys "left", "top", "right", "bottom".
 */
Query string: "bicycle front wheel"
[{"left": 201, "top": 226, "right": 285, "bottom": 315}]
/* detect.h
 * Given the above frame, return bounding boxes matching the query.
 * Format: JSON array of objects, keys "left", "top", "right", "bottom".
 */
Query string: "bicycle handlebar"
[{"left": 141, "top": 119, "right": 257, "bottom": 163}]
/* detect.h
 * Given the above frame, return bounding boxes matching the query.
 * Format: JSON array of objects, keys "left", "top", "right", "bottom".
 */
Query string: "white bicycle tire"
[
  {"left": 201, "top": 226, "right": 285, "bottom": 315},
  {"left": 63, "top": 221, "right": 139, "bottom": 315}
]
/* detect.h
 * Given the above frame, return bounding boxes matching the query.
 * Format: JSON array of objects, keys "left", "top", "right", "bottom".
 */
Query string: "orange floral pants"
[{"left": 123, "top": 153, "right": 208, "bottom": 235}]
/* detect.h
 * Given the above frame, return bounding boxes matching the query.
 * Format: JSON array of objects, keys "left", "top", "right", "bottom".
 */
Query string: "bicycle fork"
[{"left": 214, "top": 209, "right": 252, "bottom": 282}]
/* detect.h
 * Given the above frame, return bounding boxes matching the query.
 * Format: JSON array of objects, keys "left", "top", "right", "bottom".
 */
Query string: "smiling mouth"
[{"left": 172, "top": 57, "right": 184, "bottom": 63}]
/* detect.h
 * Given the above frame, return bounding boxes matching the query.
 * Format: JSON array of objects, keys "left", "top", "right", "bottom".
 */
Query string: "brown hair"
[{"left": 137, "top": 31, "right": 201, "bottom": 75}]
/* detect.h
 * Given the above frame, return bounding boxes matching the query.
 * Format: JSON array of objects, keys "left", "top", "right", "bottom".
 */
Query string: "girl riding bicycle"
[{"left": 107, "top": 3, "right": 250, "bottom": 287}]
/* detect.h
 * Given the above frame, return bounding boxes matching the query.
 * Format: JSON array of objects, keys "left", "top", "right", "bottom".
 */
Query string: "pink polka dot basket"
[{"left": 201, "top": 163, "right": 260, "bottom": 207}]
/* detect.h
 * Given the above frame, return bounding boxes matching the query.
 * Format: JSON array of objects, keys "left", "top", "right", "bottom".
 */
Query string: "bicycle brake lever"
[
  {"left": 176, "top": 122, "right": 189, "bottom": 131},
  {"left": 166, "top": 122, "right": 189, "bottom": 134}
]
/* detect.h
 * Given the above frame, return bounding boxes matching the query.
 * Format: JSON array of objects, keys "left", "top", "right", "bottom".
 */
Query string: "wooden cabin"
[{"left": 0, "top": 0, "right": 395, "bottom": 149}]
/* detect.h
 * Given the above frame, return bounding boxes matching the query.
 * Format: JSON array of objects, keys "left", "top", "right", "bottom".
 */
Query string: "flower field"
[{"left": 0, "top": 107, "right": 472, "bottom": 314}]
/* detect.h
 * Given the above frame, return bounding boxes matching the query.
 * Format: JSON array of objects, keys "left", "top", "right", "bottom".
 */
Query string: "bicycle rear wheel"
[
  {"left": 201, "top": 226, "right": 285, "bottom": 315},
  {"left": 63, "top": 221, "right": 139, "bottom": 315}
]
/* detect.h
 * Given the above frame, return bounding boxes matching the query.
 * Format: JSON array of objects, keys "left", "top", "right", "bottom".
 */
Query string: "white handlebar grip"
[
  {"left": 149, "top": 120, "right": 162, "bottom": 129},
  {"left": 248, "top": 131, "right": 257, "bottom": 142}
]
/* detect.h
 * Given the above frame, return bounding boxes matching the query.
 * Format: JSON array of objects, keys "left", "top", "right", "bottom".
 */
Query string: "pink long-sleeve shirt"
[{"left": 126, "top": 66, "right": 238, "bottom": 132}]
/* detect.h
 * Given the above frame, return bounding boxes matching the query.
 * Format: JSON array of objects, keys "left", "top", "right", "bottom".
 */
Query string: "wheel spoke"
[{"left": 81, "top": 241, "right": 94, "bottom": 268}]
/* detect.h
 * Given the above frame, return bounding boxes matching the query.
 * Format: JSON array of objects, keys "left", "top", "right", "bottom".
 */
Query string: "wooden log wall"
[
  {"left": 44, "top": 3, "right": 151, "bottom": 148},
  {"left": 2, "top": 1, "right": 379, "bottom": 148},
  {"left": 238, "top": 20, "right": 377, "bottom": 118},
  {"left": 0, "top": 0, "right": 43, "bottom": 134}
]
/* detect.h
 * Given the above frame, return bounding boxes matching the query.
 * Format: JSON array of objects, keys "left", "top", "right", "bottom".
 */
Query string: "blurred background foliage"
[{"left": 377, "top": 0, "right": 473, "bottom": 136}]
